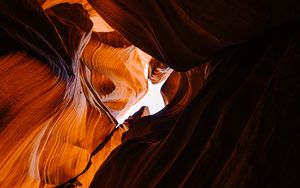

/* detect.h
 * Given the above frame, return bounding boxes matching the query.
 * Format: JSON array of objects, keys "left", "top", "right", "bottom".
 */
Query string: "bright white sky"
[{"left": 116, "top": 79, "right": 166, "bottom": 124}]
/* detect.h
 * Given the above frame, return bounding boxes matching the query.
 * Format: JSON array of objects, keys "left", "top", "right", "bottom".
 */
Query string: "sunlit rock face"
[
  {"left": 81, "top": 31, "right": 148, "bottom": 118},
  {"left": 1, "top": 0, "right": 300, "bottom": 188},
  {"left": 148, "top": 58, "right": 173, "bottom": 85},
  {"left": 0, "top": 1, "right": 147, "bottom": 187}
]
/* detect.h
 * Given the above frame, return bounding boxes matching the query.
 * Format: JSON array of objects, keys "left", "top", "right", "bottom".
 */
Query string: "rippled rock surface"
[{"left": 1, "top": 0, "right": 300, "bottom": 187}]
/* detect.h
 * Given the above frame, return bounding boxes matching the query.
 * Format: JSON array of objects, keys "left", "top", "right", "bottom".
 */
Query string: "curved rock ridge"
[
  {"left": 81, "top": 31, "right": 148, "bottom": 119},
  {"left": 147, "top": 58, "right": 173, "bottom": 85},
  {"left": 90, "top": 32, "right": 131, "bottom": 48},
  {"left": 0, "top": 0, "right": 74, "bottom": 79},
  {"left": 86, "top": 0, "right": 300, "bottom": 187},
  {"left": 1, "top": 0, "right": 300, "bottom": 188},
  {"left": 90, "top": 22, "right": 300, "bottom": 188},
  {"left": 88, "top": 0, "right": 299, "bottom": 71},
  {"left": 0, "top": 1, "right": 146, "bottom": 187}
]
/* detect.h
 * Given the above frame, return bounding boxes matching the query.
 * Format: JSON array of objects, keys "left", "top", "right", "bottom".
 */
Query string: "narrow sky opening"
[
  {"left": 117, "top": 49, "right": 167, "bottom": 124},
  {"left": 117, "top": 79, "right": 166, "bottom": 123},
  {"left": 90, "top": 18, "right": 167, "bottom": 124}
]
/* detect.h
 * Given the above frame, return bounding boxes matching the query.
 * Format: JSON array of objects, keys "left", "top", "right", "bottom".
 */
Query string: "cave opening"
[{"left": 116, "top": 57, "right": 168, "bottom": 124}]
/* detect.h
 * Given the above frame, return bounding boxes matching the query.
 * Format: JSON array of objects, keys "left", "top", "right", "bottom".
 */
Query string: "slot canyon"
[{"left": 0, "top": 0, "right": 299, "bottom": 187}]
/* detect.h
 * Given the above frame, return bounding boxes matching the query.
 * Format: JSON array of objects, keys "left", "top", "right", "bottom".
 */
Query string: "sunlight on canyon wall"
[
  {"left": 0, "top": 1, "right": 169, "bottom": 187},
  {"left": 0, "top": 0, "right": 176, "bottom": 187},
  {"left": 1, "top": 0, "right": 299, "bottom": 188}
]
